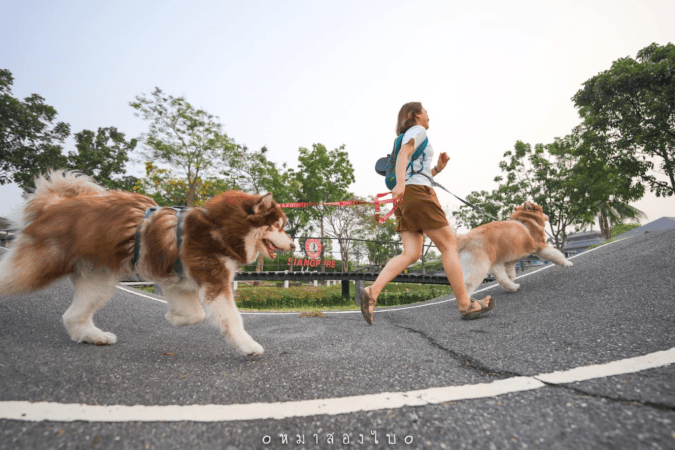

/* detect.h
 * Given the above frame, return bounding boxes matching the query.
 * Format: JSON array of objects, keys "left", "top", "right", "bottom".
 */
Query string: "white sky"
[{"left": 2, "top": 0, "right": 675, "bottom": 230}]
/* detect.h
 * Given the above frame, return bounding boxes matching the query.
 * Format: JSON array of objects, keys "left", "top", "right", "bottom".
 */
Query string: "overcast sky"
[{"left": 2, "top": 0, "right": 674, "bottom": 230}]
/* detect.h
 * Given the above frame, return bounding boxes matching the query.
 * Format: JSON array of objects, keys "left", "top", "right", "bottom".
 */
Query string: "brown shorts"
[{"left": 394, "top": 185, "right": 449, "bottom": 234}]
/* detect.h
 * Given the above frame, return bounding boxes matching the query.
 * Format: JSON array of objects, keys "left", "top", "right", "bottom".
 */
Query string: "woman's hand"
[
  {"left": 392, "top": 182, "right": 405, "bottom": 200},
  {"left": 436, "top": 152, "right": 450, "bottom": 172}
]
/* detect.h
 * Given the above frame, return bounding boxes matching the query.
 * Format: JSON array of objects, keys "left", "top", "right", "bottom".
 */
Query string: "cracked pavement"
[{"left": 1, "top": 228, "right": 674, "bottom": 449}]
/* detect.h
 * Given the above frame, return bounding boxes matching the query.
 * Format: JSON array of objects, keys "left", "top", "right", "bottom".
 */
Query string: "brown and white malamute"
[
  {"left": 0, "top": 171, "right": 294, "bottom": 356},
  {"left": 457, "top": 201, "right": 573, "bottom": 297}
]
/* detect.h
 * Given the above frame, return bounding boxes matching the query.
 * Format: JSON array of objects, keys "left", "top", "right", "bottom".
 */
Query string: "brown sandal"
[
  {"left": 459, "top": 296, "right": 495, "bottom": 320},
  {"left": 359, "top": 286, "right": 377, "bottom": 325}
]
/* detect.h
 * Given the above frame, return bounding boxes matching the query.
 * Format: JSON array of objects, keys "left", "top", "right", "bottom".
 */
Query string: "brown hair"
[{"left": 396, "top": 102, "right": 423, "bottom": 135}]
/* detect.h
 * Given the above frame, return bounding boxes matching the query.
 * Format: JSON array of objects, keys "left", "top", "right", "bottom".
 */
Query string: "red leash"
[{"left": 278, "top": 193, "right": 401, "bottom": 224}]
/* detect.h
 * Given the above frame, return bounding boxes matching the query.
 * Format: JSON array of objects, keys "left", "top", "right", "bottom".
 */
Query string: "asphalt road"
[{"left": 1, "top": 228, "right": 674, "bottom": 449}]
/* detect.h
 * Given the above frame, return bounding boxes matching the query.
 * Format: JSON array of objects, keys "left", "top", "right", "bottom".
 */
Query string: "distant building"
[
  {"left": 614, "top": 217, "right": 675, "bottom": 239},
  {"left": 562, "top": 230, "right": 605, "bottom": 257}
]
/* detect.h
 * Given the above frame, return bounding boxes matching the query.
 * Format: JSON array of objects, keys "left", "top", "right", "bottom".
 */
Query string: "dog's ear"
[{"left": 253, "top": 193, "right": 274, "bottom": 213}]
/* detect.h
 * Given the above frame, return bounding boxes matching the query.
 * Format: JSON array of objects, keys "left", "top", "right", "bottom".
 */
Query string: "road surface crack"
[
  {"left": 392, "top": 323, "right": 521, "bottom": 380},
  {"left": 392, "top": 324, "right": 675, "bottom": 412},
  {"left": 535, "top": 380, "right": 675, "bottom": 412}
]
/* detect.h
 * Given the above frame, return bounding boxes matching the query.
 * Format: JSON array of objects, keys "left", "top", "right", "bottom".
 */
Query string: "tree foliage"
[
  {"left": 133, "top": 162, "right": 230, "bottom": 207},
  {"left": 573, "top": 42, "right": 675, "bottom": 197},
  {"left": 0, "top": 68, "right": 70, "bottom": 188},
  {"left": 322, "top": 195, "right": 370, "bottom": 271},
  {"left": 295, "top": 143, "right": 355, "bottom": 270},
  {"left": 130, "top": 88, "right": 237, "bottom": 206},
  {"left": 68, "top": 127, "right": 137, "bottom": 190},
  {"left": 1, "top": 69, "right": 136, "bottom": 190},
  {"left": 454, "top": 139, "right": 600, "bottom": 249},
  {"left": 355, "top": 199, "right": 400, "bottom": 267}
]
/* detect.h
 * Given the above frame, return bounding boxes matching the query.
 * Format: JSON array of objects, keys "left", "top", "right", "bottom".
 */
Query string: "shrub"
[{"left": 234, "top": 283, "right": 452, "bottom": 310}]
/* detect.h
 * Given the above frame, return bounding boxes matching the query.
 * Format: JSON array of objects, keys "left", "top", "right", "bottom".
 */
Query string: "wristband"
[{"left": 435, "top": 165, "right": 442, "bottom": 173}]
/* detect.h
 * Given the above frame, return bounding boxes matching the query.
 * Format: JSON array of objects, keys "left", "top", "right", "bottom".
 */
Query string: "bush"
[{"left": 611, "top": 223, "right": 640, "bottom": 238}]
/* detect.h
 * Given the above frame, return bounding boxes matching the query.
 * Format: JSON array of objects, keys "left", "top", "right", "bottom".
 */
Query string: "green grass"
[
  {"left": 130, "top": 282, "right": 453, "bottom": 311},
  {"left": 611, "top": 223, "right": 640, "bottom": 238},
  {"left": 586, "top": 237, "right": 618, "bottom": 250},
  {"left": 235, "top": 282, "right": 453, "bottom": 311}
]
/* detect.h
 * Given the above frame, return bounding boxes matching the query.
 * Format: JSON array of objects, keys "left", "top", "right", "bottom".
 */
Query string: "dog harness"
[{"left": 131, "top": 206, "right": 189, "bottom": 278}]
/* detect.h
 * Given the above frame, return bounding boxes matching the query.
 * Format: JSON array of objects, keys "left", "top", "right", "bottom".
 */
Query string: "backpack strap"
[{"left": 405, "top": 137, "right": 429, "bottom": 180}]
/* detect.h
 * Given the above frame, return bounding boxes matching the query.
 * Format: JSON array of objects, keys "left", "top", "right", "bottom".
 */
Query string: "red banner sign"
[{"left": 304, "top": 238, "right": 321, "bottom": 259}]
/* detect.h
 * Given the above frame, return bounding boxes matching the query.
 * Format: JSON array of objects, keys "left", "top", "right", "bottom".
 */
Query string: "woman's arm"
[
  {"left": 392, "top": 140, "right": 415, "bottom": 199},
  {"left": 432, "top": 152, "right": 450, "bottom": 177}
]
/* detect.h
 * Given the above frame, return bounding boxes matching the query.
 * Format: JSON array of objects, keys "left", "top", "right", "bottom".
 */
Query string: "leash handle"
[{"left": 374, "top": 192, "right": 402, "bottom": 224}]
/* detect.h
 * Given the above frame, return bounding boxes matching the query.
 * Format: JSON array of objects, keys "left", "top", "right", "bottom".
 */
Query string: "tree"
[
  {"left": 573, "top": 42, "right": 675, "bottom": 197},
  {"left": 323, "top": 195, "right": 370, "bottom": 271},
  {"left": 134, "top": 161, "right": 230, "bottom": 207},
  {"left": 224, "top": 145, "right": 277, "bottom": 194},
  {"left": 562, "top": 125, "right": 646, "bottom": 240},
  {"left": 1, "top": 69, "right": 137, "bottom": 190},
  {"left": 130, "top": 88, "right": 237, "bottom": 206},
  {"left": 295, "top": 143, "right": 355, "bottom": 271},
  {"left": 454, "top": 139, "right": 599, "bottom": 250},
  {"left": 451, "top": 189, "right": 511, "bottom": 230},
  {"left": 68, "top": 127, "right": 137, "bottom": 190},
  {"left": 594, "top": 200, "right": 646, "bottom": 240},
  {"left": 0, "top": 68, "right": 70, "bottom": 188},
  {"left": 355, "top": 197, "right": 400, "bottom": 268}
]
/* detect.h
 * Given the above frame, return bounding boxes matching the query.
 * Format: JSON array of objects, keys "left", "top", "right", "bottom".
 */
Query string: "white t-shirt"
[{"left": 401, "top": 125, "right": 434, "bottom": 187}]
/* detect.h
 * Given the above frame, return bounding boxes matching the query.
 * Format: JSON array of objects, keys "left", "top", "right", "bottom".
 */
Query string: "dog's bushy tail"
[
  {"left": 0, "top": 244, "right": 36, "bottom": 296},
  {"left": 20, "top": 170, "right": 106, "bottom": 228},
  {"left": 0, "top": 170, "right": 104, "bottom": 296}
]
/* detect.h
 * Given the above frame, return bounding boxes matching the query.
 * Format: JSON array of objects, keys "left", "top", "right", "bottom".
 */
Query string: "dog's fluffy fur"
[
  {"left": 0, "top": 170, "right": 294, "bottom": 356},
  {"left": 457, "top": 201, "right": 572, "bottom": 297}
]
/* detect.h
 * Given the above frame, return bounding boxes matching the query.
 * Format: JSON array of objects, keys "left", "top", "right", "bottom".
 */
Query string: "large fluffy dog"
[
  {"left": 457, "top": 202, "right": 572, "bottom": 297},
  {"left": 0, "top": 171, "right": 294, "bottom": 356}
]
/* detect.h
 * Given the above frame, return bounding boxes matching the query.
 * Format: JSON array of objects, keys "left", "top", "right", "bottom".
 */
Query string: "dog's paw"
[
  {"left": 74, "top": 330, "right": 117, "bottom": 345},
  {"left": 564, "top": 260, "right": 574, "bottom": 267},
  {"left": 239, "top": 340, "right": 264, "bottom": 357},
  {"left": 507, "top": 283, "right": 520, "bottom": 292}
]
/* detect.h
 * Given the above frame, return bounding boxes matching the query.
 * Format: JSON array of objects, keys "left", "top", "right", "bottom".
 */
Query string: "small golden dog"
[
  {"left": 0, "top": 171, "right": 294, "bottom": 356},
  {"left": 457, "top": 202, "right": 573, "bottom": 297}
]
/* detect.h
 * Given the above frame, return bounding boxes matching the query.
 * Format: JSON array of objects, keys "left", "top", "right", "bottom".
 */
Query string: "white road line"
[
  {"left": 536, "top": 347, "right": 675, "bottom": 384},
  {"left": 1, "top": 347, "right": 673, "bottom": 423},
  {"left": 116, "top": 285, "right": 167, "bottom": 303}
]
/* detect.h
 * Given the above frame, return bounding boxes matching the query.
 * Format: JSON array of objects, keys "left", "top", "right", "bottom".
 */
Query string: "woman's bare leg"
[
  {"left": 424, "top": 226, "right": 489, "bottom": 313},
  {"left": 368, "top": 231, "right": 424, "bottom": 300}
]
